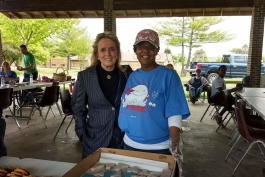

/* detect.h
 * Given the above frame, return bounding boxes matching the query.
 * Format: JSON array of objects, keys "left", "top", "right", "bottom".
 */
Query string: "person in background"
[
  {"left": 118, "top": 29, "right": 190, "bottom": 157},
  {"left": 0, "top": 103, "right": 7, "bottom": 157},
  {"left": 186, "top": 69, "right": 208, "bottom": 104},
  {"left": 72, "top": 32, "right": 132, "bottom": 159},
  {"left": 165, "top": 63, "right": 174, "bottom": 70},
  {"left": 17, "top": 45, "right": 38, "bottom": 81},
  {"left": 210, "top": 65, "right": 242, "bottom": 125},
  {"left": 0, "top": 61, "right": 18, "bottom": 84}
]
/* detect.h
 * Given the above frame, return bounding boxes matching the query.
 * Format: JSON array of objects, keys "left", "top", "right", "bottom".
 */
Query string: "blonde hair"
[
  {"left": 1, "top": 61, "right": 10, "bottom": 71},
  {"left": 88, "top": 32, "right": 123, "bottom": 71}
]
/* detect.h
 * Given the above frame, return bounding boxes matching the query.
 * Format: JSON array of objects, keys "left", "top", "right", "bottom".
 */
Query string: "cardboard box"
[{"left": 63, "top": 148, "right": 177, "bottom": 177}]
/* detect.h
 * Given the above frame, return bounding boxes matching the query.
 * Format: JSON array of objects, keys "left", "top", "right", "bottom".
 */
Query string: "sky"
[{"left": 79, "top": 16, "right": 265, "bottom": 57}]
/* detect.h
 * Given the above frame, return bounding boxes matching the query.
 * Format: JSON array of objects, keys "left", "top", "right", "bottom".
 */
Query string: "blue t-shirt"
[
  {"left": 118, "top": 66, "right": 190, "bottom": 144},
  {"left": 0, "top": 71, "right": 17, "bottom": 84}
]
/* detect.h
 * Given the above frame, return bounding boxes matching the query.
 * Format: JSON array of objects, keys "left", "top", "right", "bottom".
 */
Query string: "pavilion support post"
[
  {"left": 247, "top": 0, "right": 265, "bottom": 87},
  {"left": 104, "top": 0, "right": 116, "bottom": 34},
  {"left": 0, "top": 31, "right": 4, "bottom": 66}
]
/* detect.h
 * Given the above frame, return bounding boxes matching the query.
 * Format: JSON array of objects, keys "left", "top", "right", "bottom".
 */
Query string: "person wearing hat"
[
  {"left": 186, "top": 69, "right": 208, "bottom": 104},
  {"left": 118, "top": 29, "right": 190, "bottom": 159}
]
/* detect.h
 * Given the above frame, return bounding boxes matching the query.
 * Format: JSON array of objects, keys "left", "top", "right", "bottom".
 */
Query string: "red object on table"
[{"left": 69, "top": 84, "right": 74, "bottom": 93}]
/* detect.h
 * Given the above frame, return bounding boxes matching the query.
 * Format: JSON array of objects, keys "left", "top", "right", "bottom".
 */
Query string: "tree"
[
  {"left": 192, "top": 49, "right": 209, "bottom": 62},
  {"left": 229, "top": 44, "right": 248, "bottom": 54},
  {"left": 50, "top": 26, "right": 92, "bottom": 70},
  {"left": 0, "top": 14, "right": 79, "bottom": 46},
  {"left": 0, "top": 14, "right": 79, "bottom": 64},
  {"left": 2, "top": 43, "right": 21, "bottom": 65},
  {"left": 216, "top": 55, "right": 222, "bottom": 62},
  {"left": 164, "top": 48, "right": 171, "bottom": 54},
  {"left": 154, "top": 17, "right": 235, "bottom": 76},
  {"left": 172, "top": 53, "right": 185, "bottom": 63},
  {"left": 262, "top": 56, "right": 265, "bottom": 62}
]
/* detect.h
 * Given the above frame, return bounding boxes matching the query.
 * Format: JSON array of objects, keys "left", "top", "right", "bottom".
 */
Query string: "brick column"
[
  {"left": 104, "top": 0, "right": 116, "bottom": 34},
  {"left": 247, "top": 0, "right": 265, "bottom": 87},
  {"left": 0, "top": 31, "right": 4, "bottom": 67}
]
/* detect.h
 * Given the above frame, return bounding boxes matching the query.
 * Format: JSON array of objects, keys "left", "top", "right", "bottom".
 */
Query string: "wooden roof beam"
[
  {"left": 186, "top": 9, "right": 189, "bottom": 16},
  {"left": 202, "top": 8, "right": 204, "bottom": 16},
  {"left": 123, "top": 11, "right": 127, "bottom": 17},
  {"left": 38, "top": 11, "right": 45, "bottom": 18},
  {"left": 78, "top": 11, "right": 84, "bottom": 18},
  {"left": 93, "top": 11, "right": 99, "bottom": 17},
  {"left": 153, "top": 10, "right": 156, "bottom": 17},
  {"left": 64, "top": 11, "right": 71, "bottom": 18},
  {"left": 221, "top": 8, "right": 223, "bottom": 16},
  {"left": 238, "top": 8, "right": 241, "bottom": 15},
  {"left": 114, "top": 0, "right": 254, "bottom": 10},
  {"left": 0, "top": 0, "right": 103, "bottom": 12},
  {"left": 10, "top": 12, "right": 21, "bottom": 19},
  {"left": 169, "top": 10, "right": 172, "bottom": 17},
  {"left": 25, "top": 12, "right": 33, "bottom": 18},
  {"left": 51, "top": 11, "right": 58, "bottom": 18},
  {"left": 139, "top": 10, "right": 141, "bottom": 17}
]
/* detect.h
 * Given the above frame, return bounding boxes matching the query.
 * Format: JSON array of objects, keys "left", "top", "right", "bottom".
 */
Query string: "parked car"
[{"left": 185, "top": 54, "right": 265, "bottom": 83}]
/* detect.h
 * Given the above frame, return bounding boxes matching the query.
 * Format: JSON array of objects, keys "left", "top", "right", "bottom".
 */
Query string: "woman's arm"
[
  {"left": 3, "top": 77, "right": 17, "bottom": 82},
  {"left": 72, "top": 73, "right": 88, "bottom": 142},
  {"left": 168, "top": 115, "right": 182, "bottom": 148},
  {"left": 0, "top": 71, "right": 17, "bottom": 82}
]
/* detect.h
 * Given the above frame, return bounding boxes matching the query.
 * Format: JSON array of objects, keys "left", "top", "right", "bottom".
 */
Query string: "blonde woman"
[
  {"left": 72, "top": 32, "right": 132, "bottom": 159},
  {"left": 0, "top": 61, "right": 18, "bottom": 84}
]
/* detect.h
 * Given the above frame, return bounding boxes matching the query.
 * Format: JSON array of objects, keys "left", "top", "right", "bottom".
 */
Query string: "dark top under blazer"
[{"left": 72, "top": 65, "right": 128, "bottom": 158}]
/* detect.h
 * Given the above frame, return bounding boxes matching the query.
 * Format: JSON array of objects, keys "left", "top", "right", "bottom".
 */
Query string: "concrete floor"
[{"left": 2, "top": 101, "right": 265, "bottom": 177}]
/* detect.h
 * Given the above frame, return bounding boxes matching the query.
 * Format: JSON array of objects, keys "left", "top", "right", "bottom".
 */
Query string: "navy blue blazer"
[{"left": 72, "top": 65, "right": 131, "bottom": 158}]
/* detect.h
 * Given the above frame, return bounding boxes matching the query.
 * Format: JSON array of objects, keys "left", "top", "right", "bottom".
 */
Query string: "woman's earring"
[{"left": 156, "top": 54, "right": 161, "bottom": 60}]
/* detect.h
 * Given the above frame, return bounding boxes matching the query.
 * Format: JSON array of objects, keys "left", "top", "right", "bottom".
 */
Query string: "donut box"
[{"left": 63, "top": 148, "right": 177, "bottom": 177}]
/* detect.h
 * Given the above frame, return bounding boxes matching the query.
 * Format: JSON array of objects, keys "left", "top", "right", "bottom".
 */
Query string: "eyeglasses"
[{"left": 135, "top": 44, "right": 157, "bottom": 51}]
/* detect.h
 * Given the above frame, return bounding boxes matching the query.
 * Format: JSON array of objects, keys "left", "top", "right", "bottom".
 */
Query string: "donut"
[
  {"left": 4, "top": 166, "right": 16, "bottom": 172},
  {"left": 14, "top": 168, "right": 29, "bottom": 176},
  {"left": 0, "top": 168, "right": 9, "bottom": 174},
  {"left": 11, "top": 171, "right": 23, "bottom": 177},
  {"left": 17, "top": 168, "right": 30, "bottom": 175}
]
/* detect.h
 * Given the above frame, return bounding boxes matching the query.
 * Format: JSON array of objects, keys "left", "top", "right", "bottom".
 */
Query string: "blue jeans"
[
  {"left": 123, "top": 142, "right": 171, "bottom": 155},
  {"left": 189, "top": 87, "right": 203, "bottom": 99}
]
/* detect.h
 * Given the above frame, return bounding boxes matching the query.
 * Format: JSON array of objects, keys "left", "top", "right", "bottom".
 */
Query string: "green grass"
[{"left": 14, "top": 65, "right": 241, "bottom": 97}]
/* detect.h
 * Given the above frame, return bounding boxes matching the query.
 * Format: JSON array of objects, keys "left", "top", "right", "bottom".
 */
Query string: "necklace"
[{"left": 107, "top": 75, "right": 111, "bottom": 79}]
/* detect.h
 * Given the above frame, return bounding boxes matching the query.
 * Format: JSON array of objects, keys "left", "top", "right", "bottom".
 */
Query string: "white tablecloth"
[
  {"left": 0, "top": 156, "right": 20, "bottom": 166},
  {"left": 12, "top": 158, "right": 76, "bottom": 177},
  {"left": 0, "top": 157, "right": 76, "bottom": 177}
]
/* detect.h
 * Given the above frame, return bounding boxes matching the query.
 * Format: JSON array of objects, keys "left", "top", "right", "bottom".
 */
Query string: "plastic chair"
[
  {"left": 229, "top": 96, "right": 265, "bottom": 145},
  {"left": 0, "top": 88, "right": 20, "bottom": 127},
  {"left": 216, "top": 89, "right": 235, "bottom": 132},
  {"left": 33, "top": 81, "right": 63, "bottom": 118},
  {"left": 53, "top": 90, "right": 74, "bottom": 140},
  {"left": 225, "top": 99, "right": 265, "bottom": 175},
  {"left": 27, "top": 86, "right": 60, "bottom": 128},
  {"left": 200, "top": 86, "right": 223, "bottom": 122}
]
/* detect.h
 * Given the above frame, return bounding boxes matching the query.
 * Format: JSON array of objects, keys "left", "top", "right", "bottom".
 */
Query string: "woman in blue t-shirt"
[
  {"left": 118, "top": 29, "right": 190, "bottom": 159},
  {"left": 0, "top": 61, "right": 18, "bottom": 84}
]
